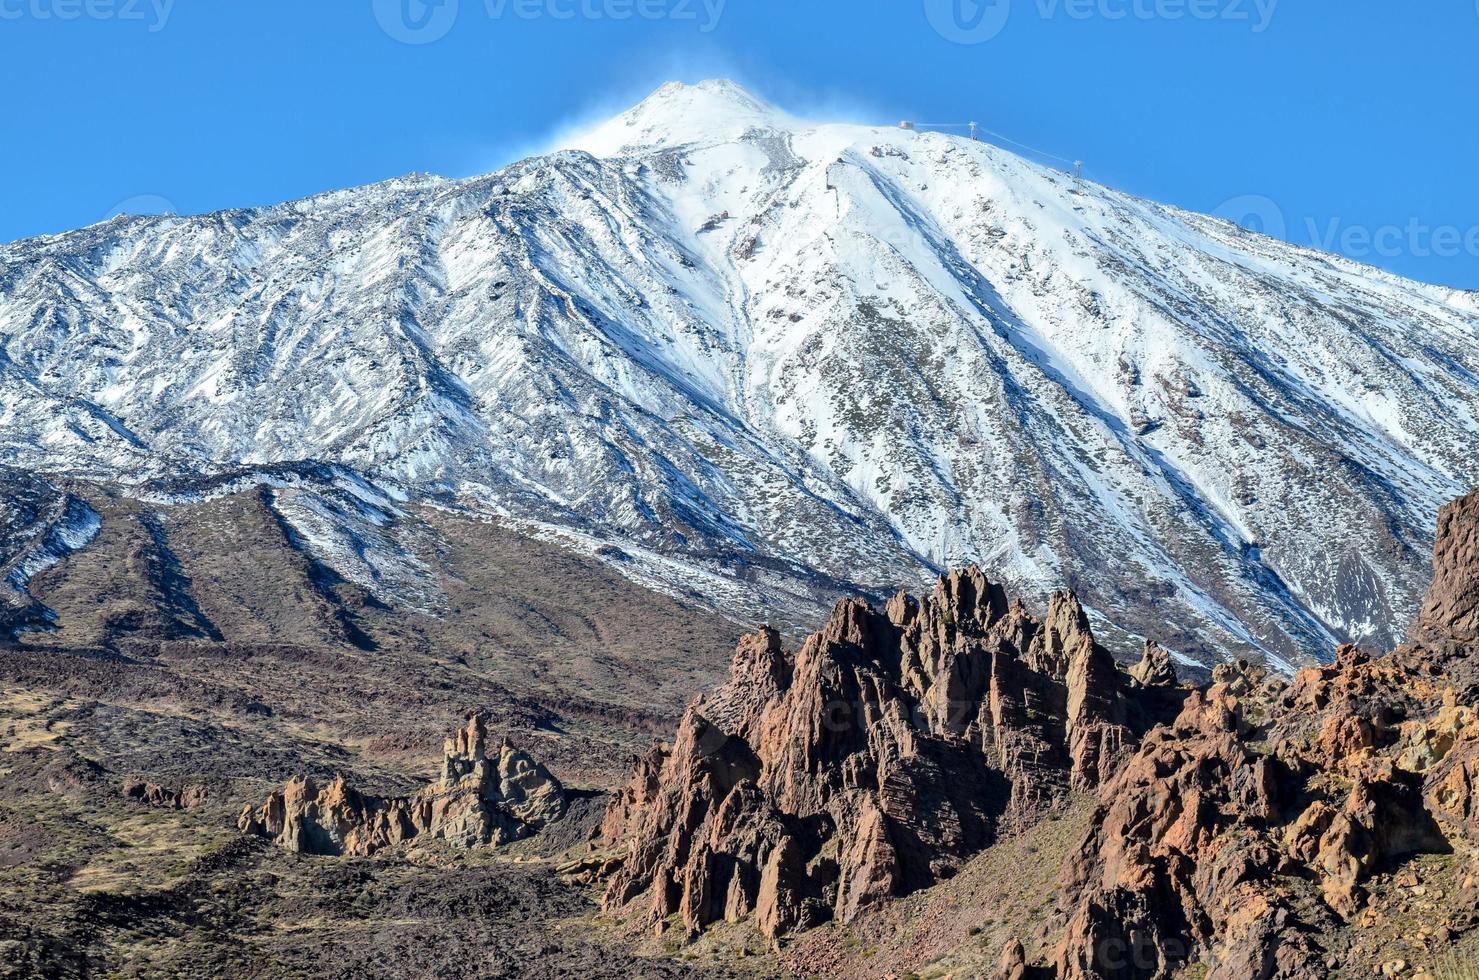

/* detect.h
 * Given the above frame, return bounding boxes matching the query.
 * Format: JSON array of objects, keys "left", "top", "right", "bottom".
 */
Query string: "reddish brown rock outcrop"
[
  {"left": 598, "top": 569, "right": 1178, "bottom": 942},
  {"left": 239, "top": 714, "right": 565, "bottom": 856},
  {"left": 599, "top": 490, "right": 1479, "bottom": 975},
  {"left": 123, "top": 780, "right": 207, "bottom": 810},
  {"left": 1127, "top": 640, "right": 1177, "bottom": 689},
  {"left": 995, "top": 938, "right": 1030, "bottom": 980},
  {"left": 1049, "top": 660, "right": 1460, "bottom": 977},
  {"left": 1423, "top": 701, "right": 1479, "bottom": 837},
  {"left": 1046, "top": 490, "right": 1479, "bottom": 978},
  {"left": 1415, "top": 488, "right": 1479, "bottom": 645}
]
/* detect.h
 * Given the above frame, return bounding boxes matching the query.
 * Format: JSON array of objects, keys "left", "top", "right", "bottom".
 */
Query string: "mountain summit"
[
  {"left": 2, "top": 80, "right": 1477, "bottom": 665},
  {"left": 564, "top": 79, "right": 796, "bottom": 156}
]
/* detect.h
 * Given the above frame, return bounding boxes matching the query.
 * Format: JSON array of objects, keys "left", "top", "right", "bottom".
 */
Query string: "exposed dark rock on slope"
[
  {"left": 240, "top": 714, "right": 566, "bottom": 856},
  {"left": 1411, "top": 488, "right": 1479, "bottom": 699},
  {"left": 596, "top": 569, "right": 1184, "bottom": 941},
  {"left": 1417, "top": 489, "right": 1479, "bottom": 646},
  {"left": 0, "top": 470, "right": 100, "bottom": 638}
]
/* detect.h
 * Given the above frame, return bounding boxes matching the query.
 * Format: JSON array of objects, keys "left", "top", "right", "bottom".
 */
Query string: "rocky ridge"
[
  {"left": 1049, "top": 489, "right": 1479, "bottom": 978},
  {"left": 595, "top": 490, "right": 1479, "bottom": 978},
  {"left": 594, "top": 568, "right": 1184, "bottom": 941},
  {"left": 239, "top": 714, "right": 566, "bottom": 857}
]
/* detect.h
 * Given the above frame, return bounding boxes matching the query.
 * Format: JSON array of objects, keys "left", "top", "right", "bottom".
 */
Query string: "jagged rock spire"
[
  {"left": 1415, "top": 488, "right": 1479, "bottom": 644},
  {"left": 597, "top": 572, "right": 1176, "bottom": 943}
]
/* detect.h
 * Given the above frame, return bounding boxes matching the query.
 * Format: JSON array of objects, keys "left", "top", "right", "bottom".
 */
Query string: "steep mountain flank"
[
  {"left": 1, "top": 474, "right": 740, "bottom": 783},
  {"left": 3, "top": 81, "right": 1477, "bottom": 665},
  {"left": 0, "top": 470, "right": 100, "bottom": 638}
]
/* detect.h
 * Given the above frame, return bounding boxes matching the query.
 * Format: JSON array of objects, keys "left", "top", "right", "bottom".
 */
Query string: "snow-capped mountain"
[{"left": 3, "top": 79, "right": 1477, "bottom": 666}]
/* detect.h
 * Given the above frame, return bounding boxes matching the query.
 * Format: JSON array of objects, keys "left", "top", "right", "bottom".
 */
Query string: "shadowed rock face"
[
  {"left": 239, "top": 715, "right": 565, "bottom": 857},
  {"left": 597, "top": 568, "right": 1183, "bottom": 942}
]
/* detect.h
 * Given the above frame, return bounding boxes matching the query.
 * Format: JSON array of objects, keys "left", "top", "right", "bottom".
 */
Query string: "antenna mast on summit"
[{"left": 896, "top": 117, "right": 1084, "bottom": 179}]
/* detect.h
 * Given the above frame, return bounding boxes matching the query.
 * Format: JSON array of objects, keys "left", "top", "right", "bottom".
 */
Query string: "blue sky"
[{"left": 2, "top": 0, "right": 1476, "bottom": 288}]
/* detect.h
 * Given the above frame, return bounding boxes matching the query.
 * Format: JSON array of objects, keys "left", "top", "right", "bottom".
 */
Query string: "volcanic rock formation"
[
  {"left": 598, "top": 490, "right": 1479, "bottom": 978},
  {"left": 239, "top": 714, "right": 565, "bottom": 856},
  {"left": 1050, "top": 489, "right": 1479, "bottom": 978},
  {"left": 123, "top": 780, "right": 208, "bottom": 811},
  {"left": 596, "top": 569, "right": 1183, "bottom": 941},
  {"left": 1416, "top": 489, "right": 1479, "bottom": 645}
]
